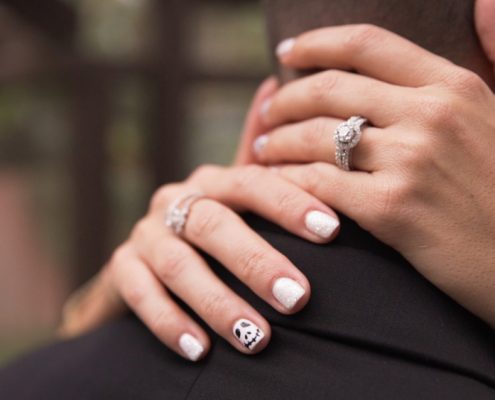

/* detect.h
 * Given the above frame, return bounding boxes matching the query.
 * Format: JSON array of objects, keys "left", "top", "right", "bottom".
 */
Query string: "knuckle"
[
  {"left": 417, "top": 94, "right": 457, "bottom": 131},
  {"left": 301, "top": 117, "right": 327, "bottom": 147},
  {"left": 109, "top": 244, "right": 131, "bottom": 269},
  {"left": 155, "top": 247, "right": 188, "bottom": 283},
  {"left": 149, "top": 185, "right": 178, "bottom": 211},
  {"left": 393, "top": 135, "right": 433, "bottom": 172},
  {"left": 188, "top": 201, "right": 227, "bottom": 238},
  {"left": 345, "top": 24, "right": 382, "bottom": 51},
  {"left": 120, "top": 274, "right": 147, "bottom": 309},
  {"left": 372, "top": 181, "right": 414, "bottom": 226},
  {"left": 150, "top": 307, "right": 174, "bottom": 334},
  {"left": 275, "top": 190, "right": 302, "bottom": 218},
  {"left": 108, "top": 245, "right": 143, "bottom": 307},
  {"left": 308, "top": 71, "right": 339, "bottom": 103},
  {"left": 201, "top": 292, "right": 229, "bottom": 319},
  {"left": 130, "top": 218, "right": 148, "bottom": 240},
  {"left": 447, "top": 68, "right": 489, "bottom": 97},
  {"left": 236, "top": 247, "right": 270, "bottom": 283},
  {"left": 305, "top": 162, "right": 328, "bottom": 193},
  {"left": 125, "top": 284, "right": 146, "bottom": 309},
  {"left": 189, "top": 163, "right": 220, "bottom": 183},
  {"left": 232, "top": 165, "right": 264, "bottom": 193}
]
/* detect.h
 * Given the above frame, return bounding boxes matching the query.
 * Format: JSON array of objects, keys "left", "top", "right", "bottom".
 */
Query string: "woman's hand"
[
  {"left": 254, "top": 24, "right": 495, "bottom": 326},
  {"left": 58, "top": 78, "right": 340, "bottom": 361}
]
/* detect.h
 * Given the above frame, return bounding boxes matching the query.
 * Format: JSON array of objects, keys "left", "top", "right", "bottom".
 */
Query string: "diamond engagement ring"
[
  {"left": 165, "top": 192, "right": 206, "bottom": 235},
  {"left": 334, "top": 116, "right": 368, "bottom": 171}
]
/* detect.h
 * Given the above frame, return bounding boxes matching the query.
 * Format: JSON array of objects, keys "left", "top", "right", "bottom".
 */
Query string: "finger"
[
  {"left": 254, "top": 117, "right": 384, "bottom": 172},
  {"left": 262, "top": 69, "right": 408, "bottom": 128},
  {"left": 234, "top": 77, "right": 279, "bottom": 165},
  {"left": 276, "top": 163, "right": 377, "bottom": 225},
  {"left": 176, "top": 199, "right": 311, "bottom": 314},
  {"left": 276, "top": 24, "right": 454, "bottom": 87},
  {"left": 133, "top": 223, "right": 272, "bottom": 354},
  {"left": 111, "top": 245, "right": 211, "bottom": 361},
  {"left": 58, "top": 269, "right": 126, "bottom": 338},
  {"left": 476, "top": 0, "right": 495, "bottom": 70},
  {"left": 190, "top": 165, "right": 340, "bottom": 242}
]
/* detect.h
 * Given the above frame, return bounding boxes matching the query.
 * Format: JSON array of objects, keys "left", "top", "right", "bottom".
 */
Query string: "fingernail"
[
  {"left": 305, "top": 210, "right": 339, "bottom": 239},
  {"left": 233, "top": 319, "right": 265, "bottom": 351},
  {"left": 253, "top": 134, "right": 268, "bottom": 155},
  {"left": 273, "top": 277, "right": 306, "bottom": 310},
  {"left": 260, "top": 98, "right": 272, "bottom": 118},
  {"left": 276, "top": 38, "right": 295, "bottom": 58},
  {"left": 179, "top": 333, "right": 204, "bottom": 361}
]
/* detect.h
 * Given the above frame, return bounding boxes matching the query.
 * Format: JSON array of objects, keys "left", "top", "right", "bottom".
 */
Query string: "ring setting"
[
  {"left": 334, "top": 116, "right": 367, "bottom": 171},
  {"left": 165, "top": 192, "right": 205, "bottom": 235}
]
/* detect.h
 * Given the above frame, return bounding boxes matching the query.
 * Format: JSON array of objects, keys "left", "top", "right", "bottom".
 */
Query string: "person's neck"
[{"left": 263, "top": 0, "right": 495, "bottom": 89}]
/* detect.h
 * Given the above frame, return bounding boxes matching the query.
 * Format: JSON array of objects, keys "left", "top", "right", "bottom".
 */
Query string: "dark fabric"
[
  {"left": 263, "top": 0, "right": 495, "bottom": 89},
  {"left": 1, "top": 215, "right": 494, "bottom": 399}
]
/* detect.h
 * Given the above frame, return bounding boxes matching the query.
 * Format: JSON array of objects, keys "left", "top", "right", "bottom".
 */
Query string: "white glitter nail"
[
  {"left": 305, "top": 211, "right": 339, "bottom": 239},
  {"left": 179, "top": 333, "right": 204, "bottom": 361},
  {"left": 233, "top": 319, "right": 265, "bottom": 351},
  {"left": 260, "top": 98, "right": 272, "bottom": 117},
  {"left": 273, "top": 277, "right": 305, "bottom": 310},
  {"left": 276, "top": 38, "right": 295, "bottom": 57},
  {"left": 253, "top": 135, "right": 269, "bottom": 154}
]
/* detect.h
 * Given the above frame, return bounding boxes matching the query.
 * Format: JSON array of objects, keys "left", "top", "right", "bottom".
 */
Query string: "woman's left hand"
[{"left": 253, "top": 24, "right": 495, "bottom": 326}]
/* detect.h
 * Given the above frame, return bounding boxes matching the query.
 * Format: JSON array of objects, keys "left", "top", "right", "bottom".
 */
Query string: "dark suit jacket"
[{"left": 1, "top": 215, "right": 494, "bottom": 399}]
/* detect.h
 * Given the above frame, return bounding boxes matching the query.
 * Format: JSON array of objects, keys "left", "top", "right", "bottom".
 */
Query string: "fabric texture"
[{"left": 1, "top": 215, "right": 494, "bottom": 399}]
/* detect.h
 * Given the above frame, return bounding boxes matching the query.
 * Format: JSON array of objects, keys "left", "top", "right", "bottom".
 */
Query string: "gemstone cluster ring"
[
  {"left": 334, "top": 116, "right": 368, "bottom": 171},
  {"left": 165, "top": 192, "right": 206, "bottom": 235}
]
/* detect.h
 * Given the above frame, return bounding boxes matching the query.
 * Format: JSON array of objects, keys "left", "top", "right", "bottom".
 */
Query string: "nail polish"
[
  {"left": 260, "top": 98, "right": 272, "bottom": 117},
  {"left": 233, "top": 319, "right": 265, "bottom": 351},
  {"left": 273, "top": 277, "right": 305, "bottom": 310},
  {"left": 179, "top": 333, "right": 204, "bottom": 361},
  {"left": 305, "top": 210, "right": 339, "bottom": 239},
  {"left": 276, "top": 38, "right": 295, "bottom": 57},
  {"left": 253, "top": 135, "right": 268, "bottom": 155}
]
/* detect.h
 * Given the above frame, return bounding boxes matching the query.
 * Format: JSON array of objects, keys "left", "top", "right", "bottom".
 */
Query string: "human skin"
[
  {"left": 58, "top": 0, "right": 495, "bottom": 360},
  {"left": 57, "top": 77, "right": 343, "bottom": 360},
  {"left": 255, "top": 20, "right": 495, "bottom": 326}
]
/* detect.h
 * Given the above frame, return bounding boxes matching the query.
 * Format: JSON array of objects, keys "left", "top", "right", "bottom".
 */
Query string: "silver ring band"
[
  {"left": 334, "top": 116, "right": 367, "bottom": 171},
  {"left": 165, "top": 192, "right": 206, "bottom": 235}
]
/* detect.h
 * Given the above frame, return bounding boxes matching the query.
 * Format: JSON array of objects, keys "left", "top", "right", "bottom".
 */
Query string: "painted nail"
[
  {"left": 233, "top": 319, "right": 265, "bottom": 351},
  {"left": 273, "top": 277, "right": 306, "bottom": 310},
  {"left": 305, "top": 210, "right": 339, "bottom": 239},
  {"left": 260, "top": 98, "right": 272, "bottom": 118},
  {"left": 179, "top": 333, "right": 204, "bottom": 361},
  {"left": 253, "top": 134, "right": 268, "bottom": 155},
  {"left": 276, "top": 38, "right": 295, "bottom": 57}
]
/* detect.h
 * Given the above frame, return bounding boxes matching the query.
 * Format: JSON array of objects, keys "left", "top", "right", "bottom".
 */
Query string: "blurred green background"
[{"left": 0, "top": 0, "right": 269, "bottom": 365}]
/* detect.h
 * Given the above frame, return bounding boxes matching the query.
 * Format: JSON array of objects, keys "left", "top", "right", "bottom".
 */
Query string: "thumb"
[
  {"left": 475, "top": 0, "right": 495, "bottom": 73},
  {"left": 233, "top": 77, "right": 278, "bottom": 165}
]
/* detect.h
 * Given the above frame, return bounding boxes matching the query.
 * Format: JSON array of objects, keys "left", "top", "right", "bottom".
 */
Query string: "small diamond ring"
[
  {"left": 165, "top": 192, "right": 206, "bottom": 235},
  {"left": 334, "top": 116, "right": 368, "bottom": 171}
]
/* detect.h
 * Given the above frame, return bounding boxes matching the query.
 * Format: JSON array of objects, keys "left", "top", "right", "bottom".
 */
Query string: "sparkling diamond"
[{"left": 339, "top": 125, "right": 353, "bottom": 142}]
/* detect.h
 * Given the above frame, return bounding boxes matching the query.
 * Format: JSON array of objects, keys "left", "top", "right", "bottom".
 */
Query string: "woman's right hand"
[{"left": 58, "top": 84, "right": 340, "bottom": 361}]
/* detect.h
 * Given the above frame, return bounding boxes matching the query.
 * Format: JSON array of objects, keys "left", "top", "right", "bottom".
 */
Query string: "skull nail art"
[{"left": 233, "top": 319, "right": 265, "bottom": 350}]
